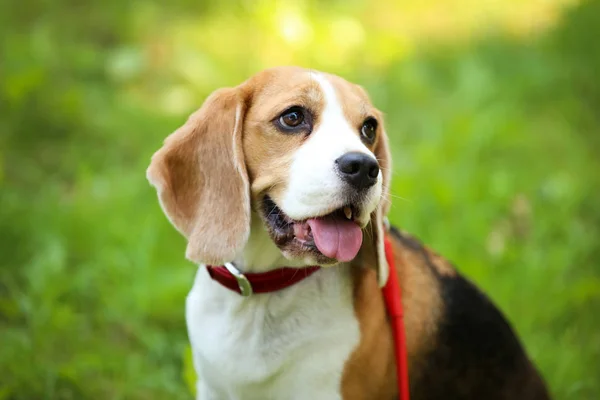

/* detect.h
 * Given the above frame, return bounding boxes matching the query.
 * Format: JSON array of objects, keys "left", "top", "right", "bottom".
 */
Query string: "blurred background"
[{"left": 1, "top": 0, "right": 599, "bottom": 398}]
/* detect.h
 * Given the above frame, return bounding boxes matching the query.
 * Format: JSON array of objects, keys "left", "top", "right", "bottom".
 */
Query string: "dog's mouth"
[{"left": 262, "top": 196, "right": 363, "bottom": 263}]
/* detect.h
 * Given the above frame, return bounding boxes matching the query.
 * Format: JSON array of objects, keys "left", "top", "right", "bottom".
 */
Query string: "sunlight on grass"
[{"left": 120, "top": 0, "right": 580, "bottom": 115}]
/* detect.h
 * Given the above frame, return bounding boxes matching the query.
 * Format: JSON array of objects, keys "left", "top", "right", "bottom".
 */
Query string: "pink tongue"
[{"left": 306, "top": 216, "right": 363, "bottom": 262}]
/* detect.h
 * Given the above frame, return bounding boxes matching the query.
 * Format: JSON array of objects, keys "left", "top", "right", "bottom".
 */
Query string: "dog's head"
[{"left": 147, "top": 66, "right": 392, "bottom": 285}]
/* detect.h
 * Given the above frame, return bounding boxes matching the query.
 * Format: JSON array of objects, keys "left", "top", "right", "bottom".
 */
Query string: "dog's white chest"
[{"left": 186, "top": 266, "right": 360, "bottom": 400}]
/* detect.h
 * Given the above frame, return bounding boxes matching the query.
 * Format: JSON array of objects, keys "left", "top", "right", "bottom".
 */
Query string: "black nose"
[{"left": 335, "top": 152, "right": 380, "bottom": 190}]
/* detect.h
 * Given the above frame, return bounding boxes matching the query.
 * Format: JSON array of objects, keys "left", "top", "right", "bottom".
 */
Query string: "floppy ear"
[
  {"left": 146, "top": 87, "right": 251, "bottom": 265},
  {"left": 373, "top": 124, "right": 392, "bottom": 286},
  {"left": 357, "top": 119, "right": 392, "bottom": 286}
]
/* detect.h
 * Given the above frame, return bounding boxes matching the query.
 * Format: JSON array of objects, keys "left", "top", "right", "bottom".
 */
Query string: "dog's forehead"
[
  {"left": 320, "top": 72, "right": 377, "bottom": 126},
  {"left": 244, "top": 67, "right": 374, "bottom": 118}
]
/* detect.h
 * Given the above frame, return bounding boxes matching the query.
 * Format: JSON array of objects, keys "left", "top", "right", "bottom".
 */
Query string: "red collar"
[
  {"left": 207, "top": 235, "right": 409, "bottom": 399},
  {"left": 206, "top": 263, "right": 321, "bottom": 296}
]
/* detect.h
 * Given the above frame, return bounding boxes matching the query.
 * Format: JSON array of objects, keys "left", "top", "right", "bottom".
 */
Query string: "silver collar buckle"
[{"left": 224, "top": 262, "right": 254, "bottom": 296}]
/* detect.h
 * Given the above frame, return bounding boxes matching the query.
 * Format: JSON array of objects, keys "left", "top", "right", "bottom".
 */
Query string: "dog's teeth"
[{"left": 343, "top": 206, "right": 352, "bottom": 220}]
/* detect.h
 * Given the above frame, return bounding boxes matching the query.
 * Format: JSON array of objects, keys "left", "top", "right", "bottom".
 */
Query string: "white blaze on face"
[{"left": 280, "top": 72, "right": 383, "bottom": 224}]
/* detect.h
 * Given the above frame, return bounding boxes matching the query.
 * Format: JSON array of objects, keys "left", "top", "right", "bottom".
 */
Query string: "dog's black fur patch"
[{"left": 389, "top": 227, "right": 551, "bottom": 400}]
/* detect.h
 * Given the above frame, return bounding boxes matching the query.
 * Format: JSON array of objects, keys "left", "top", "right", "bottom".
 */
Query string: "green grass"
[{"left": 1, "top": 1, "right": 599, "bottom": 399}]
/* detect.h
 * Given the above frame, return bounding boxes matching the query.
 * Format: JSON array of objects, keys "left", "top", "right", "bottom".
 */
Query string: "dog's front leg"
[{"left": 196, "top": 381, "right": 220, "bottom": 400}]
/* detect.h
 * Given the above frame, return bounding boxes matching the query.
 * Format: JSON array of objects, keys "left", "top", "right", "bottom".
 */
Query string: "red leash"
[{"left": 382, "top": 235, "right": 410, "bottom": 400}]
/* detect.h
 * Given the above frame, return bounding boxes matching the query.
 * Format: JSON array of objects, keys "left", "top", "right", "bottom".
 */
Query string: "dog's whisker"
[{"left": 375, "top": 162, "right": 400, "bottom": 176}]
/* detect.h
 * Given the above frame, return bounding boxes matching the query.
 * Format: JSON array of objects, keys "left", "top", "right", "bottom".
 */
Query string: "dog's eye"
[
  {"left": 274, "top": 106, "right": 312, "bottom": 134},
  {"left": 361, "top": 118, "right": 378, "bottom": 144},
  {"left": 279, "top": 108, "right": 305, "bottom": 128}
]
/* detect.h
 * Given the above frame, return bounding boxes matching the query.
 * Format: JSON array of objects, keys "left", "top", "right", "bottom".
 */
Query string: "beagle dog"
[{"left": 147, "top": 66, "right": 551, "bottom": 400}]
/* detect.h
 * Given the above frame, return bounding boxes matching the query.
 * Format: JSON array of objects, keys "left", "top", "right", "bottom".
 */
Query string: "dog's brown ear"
[
  {"left": 357, "top": 117, "right": 392, "bottom": 286},
  {"left": 374, "top": 124, "right": 392, "bottom": 286},
  {"left": 375, "top": 119, "right": 392, "bottom": 217},
  {"left": 146, "top": 87, "right": 250, "bottom": 265}
]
